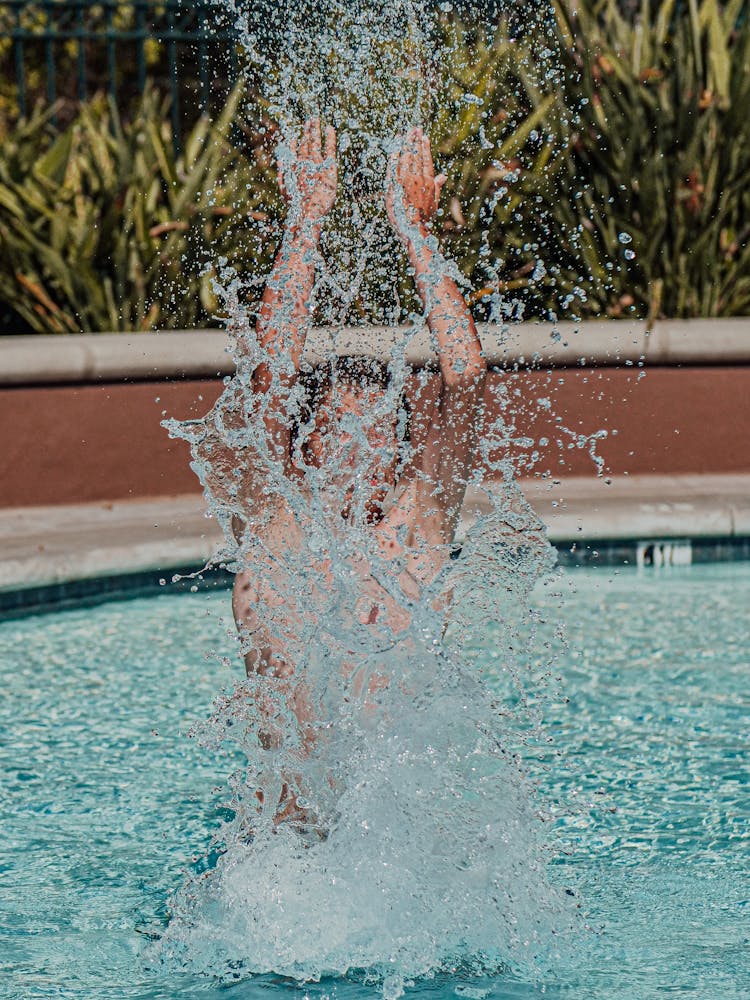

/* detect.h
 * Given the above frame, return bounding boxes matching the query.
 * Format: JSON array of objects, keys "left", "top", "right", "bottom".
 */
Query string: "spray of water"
[{"left": 156, "top": 1, "right": 587, "bottom": 994}]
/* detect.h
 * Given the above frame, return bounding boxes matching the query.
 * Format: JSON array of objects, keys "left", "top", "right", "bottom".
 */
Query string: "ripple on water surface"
[{"left": 1, "top": 564, "right": 749, "bottom": 999}]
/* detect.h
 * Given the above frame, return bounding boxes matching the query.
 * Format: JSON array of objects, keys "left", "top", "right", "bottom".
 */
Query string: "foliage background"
[{"left": 0, "top": 0, "right": 748, "bottom": 333}]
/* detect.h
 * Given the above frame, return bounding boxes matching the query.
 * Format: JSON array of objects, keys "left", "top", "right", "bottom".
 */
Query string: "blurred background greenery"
[{"left": 0, "top": 0, "right": 748, "bottom": 333}]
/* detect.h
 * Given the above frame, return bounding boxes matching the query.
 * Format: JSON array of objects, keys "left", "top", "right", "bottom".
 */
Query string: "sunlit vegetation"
[
  {"left": 1, "top": 0, "right": 748, "bottom": 333},
  {"left": 0, "top": 83, "right": 280, "bottom": 332}
]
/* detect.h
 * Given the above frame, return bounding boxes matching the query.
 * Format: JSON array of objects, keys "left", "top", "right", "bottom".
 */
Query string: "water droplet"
[
  {"left": 532, "top": 259, "right": 547, "bottom": 281},
  {"left": 618, "top": 232, "right": 632, "bottom": 244}
]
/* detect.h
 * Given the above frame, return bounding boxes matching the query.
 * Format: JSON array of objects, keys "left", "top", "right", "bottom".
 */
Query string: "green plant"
[
  {"left": 430, "top": 12, "right": 573, "bottom": 320},
  {"left": 552, "top": 0, "right": 750, "bottom": 319},
  {"left": 3, "top": 1, "right": 749, "bottom": 331},
  {"left": 0, "top": 82, "right": 281, "bottom": 333}
]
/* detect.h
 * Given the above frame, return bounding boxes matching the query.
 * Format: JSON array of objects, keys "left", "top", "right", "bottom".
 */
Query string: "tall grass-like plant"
[
  {"left": 0, "top": 83, "right": 280, "bottom": 333},
  {"left": 552, "top": 0, "right": 750, "bottom": 319},
  {"left": 2, "top": 2, "right": 749, "bottom": 331},
  {"left": 430, "top": 12, "right": 575, "bottom": 322},
  {"left": 431, "top": 1, "right": 750, "bottom": 322}
]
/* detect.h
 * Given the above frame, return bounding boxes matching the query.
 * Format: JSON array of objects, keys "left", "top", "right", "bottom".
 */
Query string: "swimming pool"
[{"left": 2, "top": 563, "right": 748, "bottom": 999}]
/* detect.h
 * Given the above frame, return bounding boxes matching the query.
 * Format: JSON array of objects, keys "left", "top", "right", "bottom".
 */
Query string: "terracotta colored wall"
[
  {"left": 487, "top": 366, "right": 750, "bottom": 478},
  {"left": 1, "top": 367, "right": 748, "bottom": 507},
  {"left": 1, "top": 380, "right": 214, "bottom": 506}
]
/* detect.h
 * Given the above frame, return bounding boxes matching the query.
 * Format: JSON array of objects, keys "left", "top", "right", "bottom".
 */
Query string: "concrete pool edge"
[
  {"left": 2, "top": 474, "right": 748, "bottom": 618},
  {"left": 3, "top": 318, "right": 750, "bottom": 384}
]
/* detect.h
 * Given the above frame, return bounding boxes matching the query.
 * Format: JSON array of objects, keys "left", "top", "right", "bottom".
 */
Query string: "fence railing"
[{"left": 0, "top": 0, "right": 240, "bottom": 140}]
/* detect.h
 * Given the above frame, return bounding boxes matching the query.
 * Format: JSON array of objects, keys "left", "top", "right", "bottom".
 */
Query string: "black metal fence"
[
  {"left": 5, "top": 1, "right": 734, "bottom": 138},
  {"left": 0, "top": 0, "right": 240, "bottom": 138}
]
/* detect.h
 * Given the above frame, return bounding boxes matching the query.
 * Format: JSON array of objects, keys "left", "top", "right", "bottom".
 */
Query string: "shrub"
[
  {"left": 1, "top": 1, "right": 749, "bottom": 332},
  {"left": 552, "top": 0, "right": 750, "bottom": 319},
  {"left": 430, "top": 12, "right": 573, "bottom": 322},
  {"left": 0, "top": 82, "right": 280, "bottom": 333}
]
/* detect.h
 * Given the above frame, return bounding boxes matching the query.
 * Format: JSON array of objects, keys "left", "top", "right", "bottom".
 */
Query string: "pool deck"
[{"left": 1, "top": 473, "right": 749, "bottom": 595}]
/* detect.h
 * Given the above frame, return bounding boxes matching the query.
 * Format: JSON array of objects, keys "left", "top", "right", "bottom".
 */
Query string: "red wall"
[{"left": 1, "top": 366, "right": 748, "bottom": 507}]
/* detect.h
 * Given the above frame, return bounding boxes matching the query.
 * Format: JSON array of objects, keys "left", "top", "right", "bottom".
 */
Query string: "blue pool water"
[{"left": 1, "top": 564, "right": 749, "bottom": 998}]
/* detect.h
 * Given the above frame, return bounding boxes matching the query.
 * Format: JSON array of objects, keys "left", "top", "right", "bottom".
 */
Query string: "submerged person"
[{"left": 229, "top": 118, "right": 487, "bottom": 826}]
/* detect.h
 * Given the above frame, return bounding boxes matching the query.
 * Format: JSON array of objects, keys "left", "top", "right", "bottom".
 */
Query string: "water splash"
[
  {"left": 156, "top": 0, "right": 585, "bottom": 993},
  {"left": 156, "top": 466, "right": 578, "bottom": 992}
]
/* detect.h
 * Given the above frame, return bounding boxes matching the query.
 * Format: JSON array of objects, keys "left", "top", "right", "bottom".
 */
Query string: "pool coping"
[
  {"left": 2, "top": 473, "right": 748, "bottom": 618},
  {"left": 3, "top": 317, "right": 750, "bottom": 385}
]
